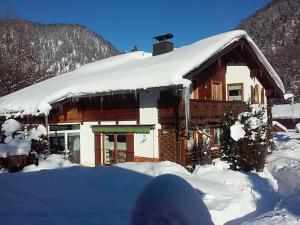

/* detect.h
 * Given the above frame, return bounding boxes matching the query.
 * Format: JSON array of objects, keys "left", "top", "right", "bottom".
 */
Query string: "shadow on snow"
[{"left": 224, "top": 172, "right": 280, "bottom": 225}]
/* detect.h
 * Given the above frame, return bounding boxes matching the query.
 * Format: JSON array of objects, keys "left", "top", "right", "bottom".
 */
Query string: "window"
[
  {"left": 261, "top": 88, "right": 265, "bottom": 104},
  {"left": 228, "top": 83, "right": 243, "bottom": 101},
  {"left": 103, "top": 133, "right": 133, "bottom": 165},
  {"left": 211, "top": 81, "right": 223, "bottom": 100},
  {"left": 251, "top": 85, "right": 260, "bottom": 103},
  {"left": 213, "top": 128, "right": 221, "bottom": 145},
  {"left": 254, "top": 85, "right": 259, "bottom": 103}
]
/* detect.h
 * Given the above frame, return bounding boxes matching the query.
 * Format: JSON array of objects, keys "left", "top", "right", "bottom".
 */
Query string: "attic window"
[{"left": 228, "top": 83, "right": 243, "bottom": 101}]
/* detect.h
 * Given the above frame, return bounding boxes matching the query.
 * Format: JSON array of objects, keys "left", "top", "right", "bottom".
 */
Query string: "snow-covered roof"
[
  {"left": 0, "top": 30, "right": 285, "bottom": 116},
  {"left": 272, "top": 103, "right": 300, "bottom": 119}
]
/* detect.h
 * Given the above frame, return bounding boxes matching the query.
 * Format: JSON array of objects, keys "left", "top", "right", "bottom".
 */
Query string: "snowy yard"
[{"left": 1, "top": 132, "right": 300, "bottom": 225}]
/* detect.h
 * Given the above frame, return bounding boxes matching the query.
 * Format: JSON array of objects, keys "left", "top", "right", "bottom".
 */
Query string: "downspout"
[
  {"left": 174, "top": 90, "right": 180, "bottom": 164},
  {"left": 45, "top": 114, "right": 50, "bottom": 154}
]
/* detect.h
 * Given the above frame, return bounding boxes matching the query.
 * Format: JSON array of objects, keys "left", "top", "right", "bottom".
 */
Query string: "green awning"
[{"left": 91, "top": 125, "right": 155, "bottom": 134}]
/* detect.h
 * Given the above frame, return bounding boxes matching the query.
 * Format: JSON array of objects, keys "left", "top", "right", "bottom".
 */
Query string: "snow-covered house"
[{"left": 0, "top": 30, "right": 284, "bottom": 167}]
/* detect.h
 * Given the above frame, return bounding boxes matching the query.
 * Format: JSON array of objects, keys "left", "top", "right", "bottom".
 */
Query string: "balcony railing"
[
  {"left": 181, "top": 99, "right": 246, "bottom": 119},
  {"left": 158, "top": 99, "right": 246, "bottom": 125}
]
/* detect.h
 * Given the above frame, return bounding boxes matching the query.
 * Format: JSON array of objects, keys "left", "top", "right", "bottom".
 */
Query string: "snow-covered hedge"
[{"left": 0, "top": 119, "right": 47, "bottom": 158}]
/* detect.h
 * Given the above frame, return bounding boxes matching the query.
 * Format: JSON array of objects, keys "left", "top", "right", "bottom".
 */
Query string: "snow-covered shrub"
[
  {"left": 221, "top": 103, "right": 268, "bottom": 172},
  {"left": 28, "top": 125, "right": 47, "bottom": 141},
  {"left": 0, "top": 119, "right": 48, "bottom": 172},
  {"left": 29, "top": 124, "right": 48, "bottom": 155},
  {"left": 198, "top": 128, "right": 212, "bottom": 165},
  {"left": 1, "top": 119, "right": 21, "bottom": 137}
]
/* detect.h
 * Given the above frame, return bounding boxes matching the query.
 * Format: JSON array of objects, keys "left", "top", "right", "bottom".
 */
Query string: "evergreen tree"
[
  {"left": 221, "top": 103, "right": 268, "bottom": 172},
  {"left": 220, "top": 111, "right": 238, "bottom": 170}
]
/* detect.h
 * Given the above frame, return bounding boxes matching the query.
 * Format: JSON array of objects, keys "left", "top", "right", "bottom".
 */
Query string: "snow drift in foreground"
[
  {"left": 1, "top": 132, "right": 300, "bottom": 225},
  {"left": 131, "top": 174, "right": 213, "bottom": 225}
]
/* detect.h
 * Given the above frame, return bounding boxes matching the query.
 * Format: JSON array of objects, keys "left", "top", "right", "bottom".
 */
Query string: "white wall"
[
  {"left": 226, "top": 65, "right": 266, "bottom": 103},
  {"left": 80, "top": 121, "right": 98, "bottom": 167},
  {"left": 135, "top": 90, "right": 161, "bottom": 159}
]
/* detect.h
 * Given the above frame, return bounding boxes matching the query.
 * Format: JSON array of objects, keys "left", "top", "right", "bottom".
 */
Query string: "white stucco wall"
[
  {"left": 80, "top": 121, "right": 98, "bottom": 167},
  {"left": 226, "top": 65, "right": 266, "bottom": 103},
  {"left": 135, "top": 90, "right": 161, "bottom": 159}
]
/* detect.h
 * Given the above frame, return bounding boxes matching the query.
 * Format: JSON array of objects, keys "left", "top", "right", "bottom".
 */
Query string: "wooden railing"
[{"left": 179, "top": 99, "right": 246, "bottom": 119}]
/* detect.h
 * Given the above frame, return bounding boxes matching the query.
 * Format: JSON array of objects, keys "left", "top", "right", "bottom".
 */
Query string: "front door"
[{"left": 68, "top": 133, "right": 80, "bottom": 163}]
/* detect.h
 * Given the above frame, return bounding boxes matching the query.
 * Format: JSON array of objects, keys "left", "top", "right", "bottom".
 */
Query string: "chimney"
[{"left": 153, "top": 33, "right": 174, "bottom": 56}]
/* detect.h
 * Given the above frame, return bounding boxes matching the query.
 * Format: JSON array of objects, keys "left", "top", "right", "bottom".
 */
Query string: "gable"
[{"left": 184, "top": 38, "right": 284, "bottom": 98}]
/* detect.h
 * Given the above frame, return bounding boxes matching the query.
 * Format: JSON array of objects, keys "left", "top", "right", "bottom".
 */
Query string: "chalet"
[{"left": 0, "top": 30, "right": 284, "bottom": 167}]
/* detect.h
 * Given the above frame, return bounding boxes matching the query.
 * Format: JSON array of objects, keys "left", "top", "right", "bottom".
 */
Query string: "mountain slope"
[
  {"left": 237, "top": 0, "right": 300, "bottom": 99},
  {"left": 0, "top": 19, "right": 119, "bottom": 96}
]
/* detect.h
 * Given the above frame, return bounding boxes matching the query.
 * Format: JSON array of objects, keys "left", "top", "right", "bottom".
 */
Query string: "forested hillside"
[
  {"left": 237, "top": 0, "right": 300, "bottom": 100},
  {"left": 0, "top": 19, "right": 119, "bottom": 96}
]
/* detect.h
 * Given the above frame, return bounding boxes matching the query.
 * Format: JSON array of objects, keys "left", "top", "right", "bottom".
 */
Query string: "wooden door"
[
  {"left": 158, "top": 129, "right": 176, "bottom": 162},
  {"left": 126, "top": 133, "right": 134, "bottom": 162},
  {"left": 94, "top": 133, "right": 102, "bottom": 165}
]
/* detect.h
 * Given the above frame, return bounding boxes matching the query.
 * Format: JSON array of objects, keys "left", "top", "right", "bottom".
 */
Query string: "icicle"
[
  {"left": 100, "top": 96, "right": 103, "bottom": 110},
  {"left": 134, "top": 90, "right": 138, "bottom": 100},
  {"left": 182, "top": 86, "right": 190, "bottom": 133}
]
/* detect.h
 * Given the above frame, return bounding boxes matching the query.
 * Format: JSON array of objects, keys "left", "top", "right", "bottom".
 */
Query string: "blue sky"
[{"left": 0, "top": 0, "right": 270, "bottom": 52}]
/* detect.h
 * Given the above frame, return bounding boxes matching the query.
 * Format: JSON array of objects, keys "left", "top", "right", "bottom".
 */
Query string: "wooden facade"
[{"left": 49, "top": 94, "right": 140, "bottom": 124}]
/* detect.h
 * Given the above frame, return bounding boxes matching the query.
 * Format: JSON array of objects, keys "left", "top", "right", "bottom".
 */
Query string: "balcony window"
[
  {"left": 211, "top": 81, "right": 223, "bottom": 100},
  {"left": 251, "top": 85, "right": 260, "bottom": 103},
  {"left": 228, "top": 83, "right": 243, "bottom": 101}
]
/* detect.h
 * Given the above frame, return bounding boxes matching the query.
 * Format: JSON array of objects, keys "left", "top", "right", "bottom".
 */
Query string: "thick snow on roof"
[
  {"left": 272, "top": 103, "right": 300, "bottom": 119},
  {"left": 0, "top": 30, "right": 284, "bottom": 116}
]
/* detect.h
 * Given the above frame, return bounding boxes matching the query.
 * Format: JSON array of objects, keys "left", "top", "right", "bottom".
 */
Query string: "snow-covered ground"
[
  {"left": 1, "top": 132, "right": 300, "bottom": 225},
  {"left": 243, "top": 132, "right": 300, "bottom": 225}
]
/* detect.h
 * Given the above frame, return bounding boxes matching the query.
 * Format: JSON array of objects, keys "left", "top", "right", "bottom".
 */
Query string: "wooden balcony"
[
  {"left": 181, "top": 99, "right": 246, "bottom": 119},
  {"left": 158, "top": 99, "right": 246, "bottom": 125}
]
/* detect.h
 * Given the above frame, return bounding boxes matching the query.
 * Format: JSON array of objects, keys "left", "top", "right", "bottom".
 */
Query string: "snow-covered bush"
[
  {"left": 1, "top": 118, "right": 22, "bottom": 137},
  {"left": 220, "top": 111, "right": 237, "bottom": 168},
  {"left": 0, "top": 119, "right": 48, "bottom": 171},
  {"left": 221, "top": 103, "right": 268, "bottom": 172}
]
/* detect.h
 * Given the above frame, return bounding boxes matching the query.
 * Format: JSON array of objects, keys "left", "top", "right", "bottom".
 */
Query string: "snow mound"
[
  {"left": 130, "top": 174, "right": 213, "bottom": 225},
  {"left": 269, "top": 160, "right": 300, "bottom": 198},
  {"left": 22, "top": 154, "right": 77, "bottom": 172},
  {"left": 115, "top": 161, "right": 190, "bottom": 177},
  {"left": 242, "top": 209, "right": 300, "bottom": 225}
]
